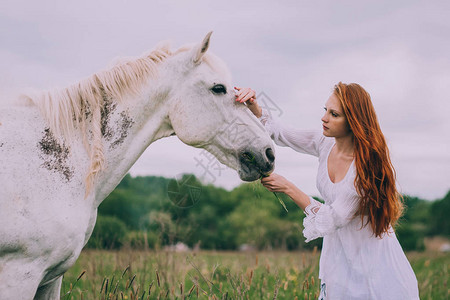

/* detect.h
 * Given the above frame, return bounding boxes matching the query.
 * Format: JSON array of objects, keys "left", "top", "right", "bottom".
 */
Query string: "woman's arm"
[
  {"left": 235, "top": 87, "right": 325, "bottom": 157},
  {"left": 261, "top": 173, "right": 361, "bottom": 242}
]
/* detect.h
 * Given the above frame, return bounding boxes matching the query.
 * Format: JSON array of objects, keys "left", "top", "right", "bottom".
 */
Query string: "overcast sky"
[{"left": 1, "top": 0, "right": 449, "bottom": 200}]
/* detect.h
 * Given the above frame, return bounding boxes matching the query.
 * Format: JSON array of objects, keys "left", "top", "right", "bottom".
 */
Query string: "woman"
[{"left": 235, "top": 83, "right": 419, "bottom": 299}]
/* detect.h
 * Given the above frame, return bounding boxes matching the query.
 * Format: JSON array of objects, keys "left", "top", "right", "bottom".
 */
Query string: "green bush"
[
  {"left": 86, "top": 215, "right": 128, "bottom": 249},
  {"left": 396, "top": 223, "right": 425, "bottom": 251},
  {"left": 93, "top": 174, "right": 449, "bottom": 251},
  {"left": 428, "top": 192, "right": 450, "bottom": 236}
]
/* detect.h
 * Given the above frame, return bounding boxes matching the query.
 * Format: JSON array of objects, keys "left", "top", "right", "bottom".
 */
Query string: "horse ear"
[{"left": 192, "top": 31, "right": 213, "bottom": 65}]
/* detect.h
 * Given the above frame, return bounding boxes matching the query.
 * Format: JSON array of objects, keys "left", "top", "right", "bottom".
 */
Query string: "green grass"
[{"left": 61, "top": 249, "right": 449, "bottom": 299}]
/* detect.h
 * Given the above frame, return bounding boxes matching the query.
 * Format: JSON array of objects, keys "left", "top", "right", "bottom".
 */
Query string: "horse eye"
[{"left": 210, "top": 84, "right": 227, "bottom": 95}]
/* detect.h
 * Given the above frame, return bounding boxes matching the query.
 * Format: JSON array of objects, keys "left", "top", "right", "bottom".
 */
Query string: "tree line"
[{"left": 86, "top": 174, "right": 449, "bottom": 251}]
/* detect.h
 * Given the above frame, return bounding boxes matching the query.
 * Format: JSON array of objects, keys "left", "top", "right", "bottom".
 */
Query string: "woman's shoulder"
[{"left": 297, "top": 130, "right": 334, "bottom": 158}]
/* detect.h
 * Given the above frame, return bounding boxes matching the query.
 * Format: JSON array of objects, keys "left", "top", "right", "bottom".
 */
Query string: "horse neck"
[{"left": 92, "top": 84, "right": 174, "bottom": 207}]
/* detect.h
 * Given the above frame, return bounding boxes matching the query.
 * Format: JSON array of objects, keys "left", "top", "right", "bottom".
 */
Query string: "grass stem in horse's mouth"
[{"left": 273, "top": 192, "right": 288, "bottom": 212}]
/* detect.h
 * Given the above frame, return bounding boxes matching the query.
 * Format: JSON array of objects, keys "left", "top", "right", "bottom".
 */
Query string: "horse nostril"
[{"left": 265, "top": 148, "right": 275, "bottom": 163}]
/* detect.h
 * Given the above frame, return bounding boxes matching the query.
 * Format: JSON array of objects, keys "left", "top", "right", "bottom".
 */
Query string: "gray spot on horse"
[
  {"left": 81, "top": 99, "right": 92, "bottom": 120},
  {"left": 99, "top": 87, "right": 118, "bottom": 142},
  {"left": 110, "top": 111, "right": 134, "bottom": 149},
  {"left": 98, "top": 87, "right": 134, "bottom": 149},
  {"left": 0, "top": 244, "right": 27, "bottom": 257},
  {"left": 37, "top": 128, "right": 74, "bottom": 182}
]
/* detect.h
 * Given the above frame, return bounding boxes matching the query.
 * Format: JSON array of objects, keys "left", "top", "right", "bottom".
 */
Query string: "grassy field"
[{"left": 61, "top": 249, "right": 449, "bottom": 299}]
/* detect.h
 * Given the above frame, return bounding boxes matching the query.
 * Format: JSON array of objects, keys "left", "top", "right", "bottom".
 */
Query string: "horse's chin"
[
  {"left": 238, "top": 169, "right": 266, "bottom": 182},
  {"left": 237, "top": 160, "right": 275, "bottom": 181}
]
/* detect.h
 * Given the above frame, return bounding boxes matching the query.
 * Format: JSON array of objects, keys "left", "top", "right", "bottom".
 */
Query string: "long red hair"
[{"left": 334, "top": 82, "right": 403, "bottom": 237}]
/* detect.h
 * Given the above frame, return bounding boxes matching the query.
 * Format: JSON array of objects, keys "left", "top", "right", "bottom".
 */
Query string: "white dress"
[{"left": 259, "top": 110, "right": 419, "bottom": 300}]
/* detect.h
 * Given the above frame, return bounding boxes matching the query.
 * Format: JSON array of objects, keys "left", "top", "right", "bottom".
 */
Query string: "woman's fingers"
[
  {"left": 234, "top": 87, "right": 256, "bottom": 103},
  {"left": 262, "top": 183, "right": 277, "bottom": 193},
  {"left": 261, "top": 178, "right": 279, "bottom": 192},
  {"left": 261, "top": 176, "right": 270, "bottom": 184},
  {"left": 235, "top": 89, "right": 248, "bottom": 98},
  {"left": 261, "top": 176, "right": 275, "bottom": 188},
  {"left": 234, "top": 87, "right": 260, "bottom": 116},
  {"left": 261, "top": 173, "right": 287, "bottom": 193},
  {"left": 239, "top": 91, "right": 253, "bottom": 103},
  {"left": 238, "top": 93, "right": 255, "bottom": 103},
  {"left": 236, "top": 89, "right": 251, "bottom": 101}
]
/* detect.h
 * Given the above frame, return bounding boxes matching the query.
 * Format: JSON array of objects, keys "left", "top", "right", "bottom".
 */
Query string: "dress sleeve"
[
  {"left": 258, "top": 109, "right": 325, "bottom": 157},
  {"left": 302, "top": 190, "right": 361, "bottom": 242}
]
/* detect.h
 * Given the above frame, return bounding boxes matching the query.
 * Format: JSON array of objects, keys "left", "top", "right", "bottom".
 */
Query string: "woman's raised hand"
[
  {"left": 234, "top": 87, "right": 262, "bottom": 118},
  {"left": 234, "top": 87, "right": 256, "bottom": 103}
]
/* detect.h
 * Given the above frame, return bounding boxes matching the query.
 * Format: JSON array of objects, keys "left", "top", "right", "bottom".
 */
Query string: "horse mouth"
[
  {"left": 237, "top": 148, "right": 275, "bottom": 181},
  {"left": 238, "top": 167, "right": 274, "bottom": 181}
]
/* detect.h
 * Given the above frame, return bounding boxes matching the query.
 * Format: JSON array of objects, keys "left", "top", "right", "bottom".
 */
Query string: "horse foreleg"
[{"left": 34, "top": 276, "right": 62, "bottom": 300}]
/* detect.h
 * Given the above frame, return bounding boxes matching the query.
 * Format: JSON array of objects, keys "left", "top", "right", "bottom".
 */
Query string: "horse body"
[
  {"left": 0, "top": 33, "right": 275, "bottom": 299},
  {"left": 0, "top": 105, "right": 89, "bottom": 299}
]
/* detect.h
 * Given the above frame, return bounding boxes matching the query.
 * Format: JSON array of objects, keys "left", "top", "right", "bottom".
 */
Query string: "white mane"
[{"left": 25, "top": 44, "right": 175, "bottom": 196}]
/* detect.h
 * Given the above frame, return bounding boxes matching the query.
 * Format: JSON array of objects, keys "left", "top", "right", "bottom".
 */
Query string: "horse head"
[{"left": 165, "top": 32, "right": 275, "bottom": 180}]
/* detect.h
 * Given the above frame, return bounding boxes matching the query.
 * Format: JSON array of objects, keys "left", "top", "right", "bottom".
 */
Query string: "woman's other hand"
[
  {"left": 234, "top": 87, "right": 262, "bottom": 118},
  {"left": 261, "top": 173, "right": 311, "bottom": 210},
  {"left": 261, "top": 173, "right": 291, "bottom": 193}
]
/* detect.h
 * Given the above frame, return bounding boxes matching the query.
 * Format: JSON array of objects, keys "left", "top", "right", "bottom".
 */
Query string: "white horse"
[{"left": 0, "top": 32, "right": 275, "bottom": 299}]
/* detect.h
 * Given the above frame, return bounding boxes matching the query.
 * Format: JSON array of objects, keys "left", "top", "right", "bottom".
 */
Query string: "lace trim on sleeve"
[
  {"left": 304, "top": 198, "right": 322, "bottom": 216},
  {"left": 303, "top": 197, "right": 323, "bottom": 243}
]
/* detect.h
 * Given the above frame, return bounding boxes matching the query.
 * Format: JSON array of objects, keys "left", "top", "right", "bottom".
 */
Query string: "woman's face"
[{"left": 321, "top": 93, "right": 352, "bottom": 138}]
